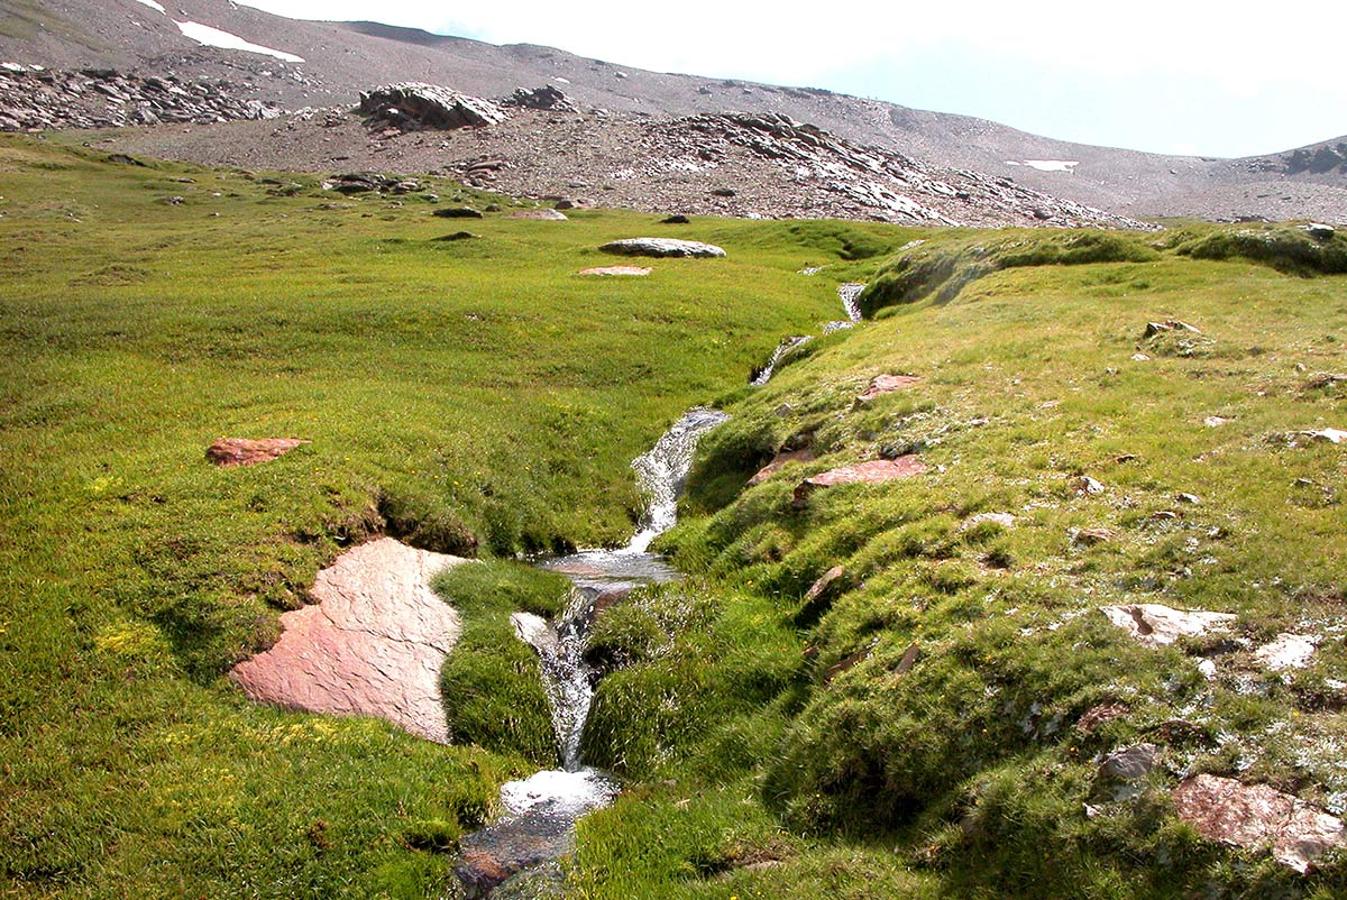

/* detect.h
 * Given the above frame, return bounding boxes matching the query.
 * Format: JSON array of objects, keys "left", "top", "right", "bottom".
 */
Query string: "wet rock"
[
  {"left": 230, "top": 538, "right": 466, "bottom": 743},
  {"left": 205, "top": 437, "right": 306, "bottom": 467},
  {"left": 358, "top": 83, "right": 505, "bottom": 130},
  {"left": 1172, "top": 774, "right": 1345, "bottom": 873},
  {"left": 792, "top": 456, "right": 928, "bottom": 508},
  {"left": 1099, "top": 743, "right": 1158, "bottom": 781},
  {"left": 509, "top": 208, "right": 568, "bottom": 220},
  {"left": 1254, "top": 633, "right": 1319, "bottom": 671},
  {"left": 599, "top": 237, "right": 726, "bottom": 258},
  {"left": 1099, "top": 603, "right": 1236, "bottom": 646},
  {"left": 578, "top": 266, "right": 651, "bottom": 277},
  {"left": 433, "top": 206, "right": 484, "bottom": 219},
  {"left": 748, "top": 447, "right": 816, "bottom": 485},
  {"left": 855, "top": 373, "right": 920, "bottom": 404}
]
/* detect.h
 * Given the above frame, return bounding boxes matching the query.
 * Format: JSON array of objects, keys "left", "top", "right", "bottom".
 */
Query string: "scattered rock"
[
  {"left": 599, "top": 238, "right": 726, "bottom": 258},
  {"left": 1075, "top": 475, "right": 1106, "bottom": 496},
  {"left": 1099, "top": 743, "right": 1158, "bottom": 781},
  {"left": 206, "top": 437, "right": 306, "bottom": 467},
  {"left": 1305, "top": 372, "right": 1347, "bottom": 390},
  {"left": 1099, "top": 603, "right": 1236, "bottom": 646},
  {"left": 1254, "top": 633, "right": 1320, "bottom": 671},
  {"left": 578, "top": 266, "right": 651, "bottom": 277},
  {"left": 1172, "top": 774, "right": 1345, "bottom": 873},
  {"left": 710, "top": 187, "right": 736, "bottom": 197},
  {"left": 554, "top": 198, "right": 583, "bottom": 210},
  {"left": 230, "top": 538, "right": 466, "bottom": 743},
  {"left": 1072, "top": 527, "right": 1114, "bottom": 547},
  {"left": 962, "top": 512, "right": 1015, "bottom": 531},
  {"left": 1131, "top": 353, "right": 1151, "bottom": 362},
  {"left": 748, "top": 447, "right": 816, "bottom": 485},
  {"left": 855, "top": 373, "right": 920, "bottom": 404},
  {"left": 1176, "top": 492, "right": 1202, "bottom": 505},
  {"left": 509, "top": 208, "right": 568, "bottom": 220},
  {"left": 802, "top": 565, "right": 846, "bottom": 606},
  {"left": 433, "top": 206, "right": 484, "bottom": 219},
  {"left": 1204, "top": 416, "right": 1231, "bottom": 427},
  {"left": 358, "top": 83, "right": 505, "bottom": 130},
  {"left": 792, "top": 456, "right": 928, "bottom": 508},
  {"left": 1075, "top": 702, "right": 1128, "bottom": 735}
]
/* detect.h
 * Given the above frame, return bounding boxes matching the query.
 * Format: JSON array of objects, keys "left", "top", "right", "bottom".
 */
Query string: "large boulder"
[
  {"left": 230, "top": 538, "right": 466, "bottom": 743},
  {"left": 500, "top": 84, "right": 575, "bottom": 112},
  {"left": 358, "top": 83, "right": 505, "bottom": 130},
  {"left": 1172, "top": 774, "right": 1345, "bottom": 873},
  {"left": 599, "top": 238, "right": 726, "bottom": 258}
]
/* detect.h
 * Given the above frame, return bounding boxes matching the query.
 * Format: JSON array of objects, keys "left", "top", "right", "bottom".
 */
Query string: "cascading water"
[
  {"left": 838, "top": 281, "right": 865, "bottom": 323},
  {"left": 750, "top": 335, "right": 812, "bottom": 386},
  {"left": 456, "top": 407, "right": 729, "bottom": 896}
]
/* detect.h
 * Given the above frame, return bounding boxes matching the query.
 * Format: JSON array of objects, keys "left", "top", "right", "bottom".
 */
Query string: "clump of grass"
[
  {"left": 435, "top": 561, "right": 569, "bottom": 767},
  {"left": 1175, "top": 223, "right": 1347, "bottom": 275}
]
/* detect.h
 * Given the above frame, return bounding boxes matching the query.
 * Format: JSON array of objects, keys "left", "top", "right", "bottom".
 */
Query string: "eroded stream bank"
[{"left": 454, "top": 408, "right": 729, "bottom": 897}]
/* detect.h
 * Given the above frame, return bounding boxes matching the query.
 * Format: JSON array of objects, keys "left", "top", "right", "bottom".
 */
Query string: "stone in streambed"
[{"left": 229, "top": 537, "right": 466, "bottom": 743}]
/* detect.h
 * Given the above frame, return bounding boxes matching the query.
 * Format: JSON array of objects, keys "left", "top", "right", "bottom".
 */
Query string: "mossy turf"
[
  {"left": 573, "top": 226, "right": 1347, "bottom": 896},
  {"left": 4, "top": 135, "right": 1347, "bottom": 897}
]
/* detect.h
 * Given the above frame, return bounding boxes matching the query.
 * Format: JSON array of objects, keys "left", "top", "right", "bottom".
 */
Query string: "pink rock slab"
[{"left": 230, "top": 537, "right": 466, "bottom": 742}]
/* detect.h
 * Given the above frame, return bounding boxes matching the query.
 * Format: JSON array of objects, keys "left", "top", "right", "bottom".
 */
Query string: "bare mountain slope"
[{"left": 1, "top": 0, "right": 1343, "bottom": 222}]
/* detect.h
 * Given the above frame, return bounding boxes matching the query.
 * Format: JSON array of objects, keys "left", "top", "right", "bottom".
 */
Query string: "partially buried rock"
[
  {"left": 1098, "top": 743, "right": 1158, "bottom": 781},
  {"left": 1172, "top": 774, "right": 1344, "bottom": 873},
  {"left": 748, "top": 447, "right": 816, "bottom": 486},
  {"left": 855, "top": 373, "right": 920, "bottom": 405},
  {"left": 792, "top": 456, "right": 927, "bottom": 508},
  {"left": 1099, "top": 603, "right": 1236, "bottom": 646},
  {"left": 230, "top": 538, "right": 467, "bottom": 743},
  {"left": 1254, "top": 633, "right": 1319, "bottom": 671},
  {"left": 509, "top": 208, "right": 568, "bottom": 220},
  {"left": 599, "top": 238, "right": 726, "bottom": 258},
  {"left": 433, "top": 206, "right": 484, "bottom": 219},
  {"left": 660, "top": 214, "right": 691, "bottom": 224},
  {"left": 578, "top": 266, "right": 651, "bottom": 277},
  {"left": 206, "top": 437, "right": 306, "bottom": 467},
  {"left": 434, "top": 231, "right": 478, "bottom": 241}
]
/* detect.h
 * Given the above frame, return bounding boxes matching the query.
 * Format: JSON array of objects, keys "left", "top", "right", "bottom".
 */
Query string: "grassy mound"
[
  {"left": 436, "top": 561, "right": 569, "bottom": 767},
  {"left": 1173, "top": 222, "right": 1347, "bottom": 275}
]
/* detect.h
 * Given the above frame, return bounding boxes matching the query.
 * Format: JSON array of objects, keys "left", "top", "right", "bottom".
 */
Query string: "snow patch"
[
  {"left": 133, "top": 0, "right": 166, "bottom": 13},
  {"left": 1022, "top": 160, "right": 1080, "bottom": 173},
  {"left": 174, "top": 21, "right": 304, "bottom": 63}
]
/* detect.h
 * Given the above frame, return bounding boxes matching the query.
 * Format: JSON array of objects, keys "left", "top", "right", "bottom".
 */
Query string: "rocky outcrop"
[
  {"left": 599, "top": 238, "right": 725, "bottom": 258},
  {"left": 206, "top": 437, "right": 306, "bottom": 467},
  {"left": 321, "top": 172, "right": 428, "bottom": 195},
  {"left": 0, "top": 67, "right": 279, "bottom": 131},
  {"left": 358, "top": 83, "right": 505, "bottom": 130},
  {"left": 1172, "top": 774, "right": 1345, "bottom": 873},
  {"left": 501, "top": 85, "right": 575, "bottom": 112},
  {"left": 1099, "top": 603, "right": 1236, "bottom": 647},
  {"left": 230, "top": 538, "right": 466, "bottom": 743}
]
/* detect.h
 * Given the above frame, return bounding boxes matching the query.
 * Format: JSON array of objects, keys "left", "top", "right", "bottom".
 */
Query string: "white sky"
[{"left": 242, "top": 0, "right": 1347, "bottom": 157}]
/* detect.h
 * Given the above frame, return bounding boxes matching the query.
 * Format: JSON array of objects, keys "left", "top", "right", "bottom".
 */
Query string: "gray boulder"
[{"left": 358, "top": 83, "right": 506, "bottom": 130}]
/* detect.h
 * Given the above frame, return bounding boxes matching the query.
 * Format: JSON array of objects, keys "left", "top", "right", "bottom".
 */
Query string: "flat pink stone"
[
  {"left": 793, "top": 456, "right": 928, "bottom": 506},
  {"left": 230, "top": 538, "right": 465, "bottom": 742},
  {"left": 857, "top": 374, "right": 920, "bottom": 403}
]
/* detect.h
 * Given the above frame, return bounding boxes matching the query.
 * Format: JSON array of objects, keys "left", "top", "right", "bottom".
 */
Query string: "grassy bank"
[{"left": 4, "top": 135, "right": 1347, "bottom": 897}]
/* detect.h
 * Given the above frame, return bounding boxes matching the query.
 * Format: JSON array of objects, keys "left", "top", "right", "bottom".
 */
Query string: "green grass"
[{"left": 5, "top": 135, "right": 1347, "bottom": 897}]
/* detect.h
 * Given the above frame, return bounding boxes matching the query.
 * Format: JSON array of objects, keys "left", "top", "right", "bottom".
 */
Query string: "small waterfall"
[
  {"left": 838, "top": 282, "right": 865, "bottom": 322},
  {"left": 750, "top": 335, "right": 812, "bottom": 386},
  {"left": 460, "top": 408, "right": 730, "bottom": 895}
]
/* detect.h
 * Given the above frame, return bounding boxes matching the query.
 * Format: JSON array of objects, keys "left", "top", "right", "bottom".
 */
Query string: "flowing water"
[
  {"left": 456, "top": 407, "right": 729, "bottom": 896},
  {"left": 837, "top": 282, "right": 865, "bottom": 323},
  {"left": 750, "top": 335, "right": 812, "bottom": 386}
]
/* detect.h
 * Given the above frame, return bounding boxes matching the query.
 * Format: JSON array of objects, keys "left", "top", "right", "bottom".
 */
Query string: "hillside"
[
  {"left": 3, "top": 137, "right": 1347, "bottom": 896},
  {"left": 1, "top": 0, "right": 1345, "bottom": 222}
]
